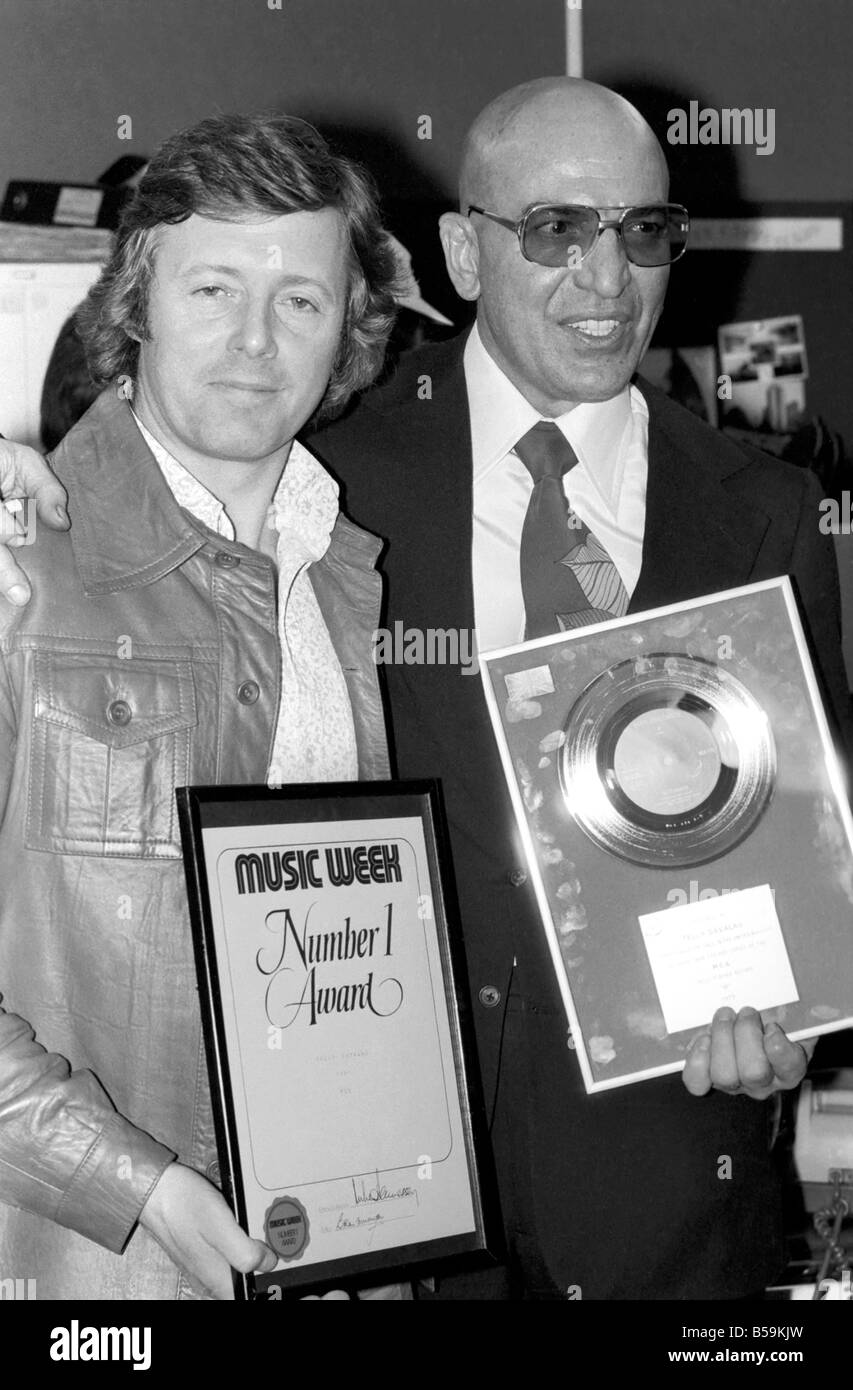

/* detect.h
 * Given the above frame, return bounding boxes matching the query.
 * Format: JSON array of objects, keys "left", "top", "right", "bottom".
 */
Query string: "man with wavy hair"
[{"left": 0, "top": 111, "right": 400, "bottom": 1299}]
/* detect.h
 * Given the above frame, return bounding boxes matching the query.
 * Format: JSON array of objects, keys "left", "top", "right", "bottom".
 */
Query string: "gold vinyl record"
[{"left": 559, "top": 654, "right": 776, "bottom": 868}]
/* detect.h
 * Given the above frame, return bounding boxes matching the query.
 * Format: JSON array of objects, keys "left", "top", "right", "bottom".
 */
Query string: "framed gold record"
[
  {"left": 559, "top": 653, "right": 776, "bottom": 868},
  {"left": 480, "top": 579, "right": 853, "bottom": 1091}
]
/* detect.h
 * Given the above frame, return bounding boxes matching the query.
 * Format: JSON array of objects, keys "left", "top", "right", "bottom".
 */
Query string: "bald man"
[
  {"left": 0, "top": 79, "right": 847, "bottom": 1299},
  {"left": 310, "top": 79, "right": 847, "bottom": 1300}
]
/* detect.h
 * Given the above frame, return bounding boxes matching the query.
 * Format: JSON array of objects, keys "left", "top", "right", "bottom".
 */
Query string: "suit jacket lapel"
[
  {"left": 367, "top": 334, "right": 476, "bottom": 637},
  {"left": 630, "top": 380, "right": 772, "bottom": 614}
]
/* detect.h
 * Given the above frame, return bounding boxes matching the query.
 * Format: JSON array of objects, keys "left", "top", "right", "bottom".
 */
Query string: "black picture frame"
[{"left": 176, "top": 779, "right": 501, "bottom": 1299}]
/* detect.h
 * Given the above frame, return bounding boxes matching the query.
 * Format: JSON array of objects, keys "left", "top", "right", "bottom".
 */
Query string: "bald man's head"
[
  {"left": 459, "top": 77, "right": 668, "bottom": 210},
  {"left": 440, "top": 77, "right": 675, "bottom": 414}
]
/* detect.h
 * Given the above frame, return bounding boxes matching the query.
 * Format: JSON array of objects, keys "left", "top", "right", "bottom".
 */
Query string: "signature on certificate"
[{"left": 351, "top": 1172, "right": 417, "bottom": 1207}]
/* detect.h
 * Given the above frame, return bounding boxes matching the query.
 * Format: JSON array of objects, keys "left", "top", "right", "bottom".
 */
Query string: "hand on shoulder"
[{"left": 0, "top": 438, "right": 69, "bottom": 606}]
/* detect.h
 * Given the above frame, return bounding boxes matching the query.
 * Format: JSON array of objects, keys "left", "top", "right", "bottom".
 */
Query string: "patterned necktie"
[{"left": 515, "top": 421, "right": 629, "bottom": 639}]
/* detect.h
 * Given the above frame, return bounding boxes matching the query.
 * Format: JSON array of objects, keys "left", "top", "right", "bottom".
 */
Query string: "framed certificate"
[
  {"left": 176, "top": 780, "right": 499, "bottom": 1297},
  {"left": 480, "top": 577, "right": 853, "bottom": 1092}
]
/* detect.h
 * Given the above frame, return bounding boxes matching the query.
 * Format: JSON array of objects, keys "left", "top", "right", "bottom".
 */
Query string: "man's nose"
[
  {"left": 571, "top": 227, "right": 632, "bottom": 297},
  {"left": 229, "top": 297, "right": 277, "bottom": 356}
]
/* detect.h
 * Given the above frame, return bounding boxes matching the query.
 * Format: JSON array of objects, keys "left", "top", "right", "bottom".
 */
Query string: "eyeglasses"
[{"left": 467, "top": 202, "right": 690, "bottom": 268}]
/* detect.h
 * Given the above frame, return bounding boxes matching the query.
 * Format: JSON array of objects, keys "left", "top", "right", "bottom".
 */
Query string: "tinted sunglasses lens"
[
  {"left": 521, "top": 206, "right": 598, "bottom": 266},
  {"left": 621, "top": 206, "right": 689, "bottom": 265}
]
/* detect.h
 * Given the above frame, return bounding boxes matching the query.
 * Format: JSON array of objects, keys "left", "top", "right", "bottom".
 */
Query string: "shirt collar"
[
  {"left": 464, "top": 321, "right": 639, "bottom": 516},
  {"left": 132, "top": 410, "right": 340, "bottom": 562},
  {"left": 133, "top": 412, "right": 232, "bottom": 536},
  {"left": 465, "top": 323, "right": 540, "bottom": 480}
]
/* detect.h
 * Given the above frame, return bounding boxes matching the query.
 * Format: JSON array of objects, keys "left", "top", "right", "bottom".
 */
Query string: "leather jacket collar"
[{"left": 49, "top": 388, "right": 209, "bottom": 597}]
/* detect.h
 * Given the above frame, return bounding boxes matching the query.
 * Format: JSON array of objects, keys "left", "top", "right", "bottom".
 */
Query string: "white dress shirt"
[
  {"left": 466, "top": 323, "right": 649, "bottom": 651},
  {"left": 132, "top": 412, "right": 358, "bottom": 785}
]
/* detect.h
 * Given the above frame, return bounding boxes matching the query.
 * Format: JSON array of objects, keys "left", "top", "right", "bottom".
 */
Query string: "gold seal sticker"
[{"left": 264, "top": 1197, "right": 310, "bottom": 1263}]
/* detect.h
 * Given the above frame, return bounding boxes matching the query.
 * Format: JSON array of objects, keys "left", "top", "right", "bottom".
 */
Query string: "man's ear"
[{"left": 439, "top": 212, "right": 481, "bottom": 303}]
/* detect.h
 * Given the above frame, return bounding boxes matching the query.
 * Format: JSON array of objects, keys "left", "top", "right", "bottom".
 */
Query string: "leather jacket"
[{"left": 0, "top": 388, "right": 389, "bottom": 1298}]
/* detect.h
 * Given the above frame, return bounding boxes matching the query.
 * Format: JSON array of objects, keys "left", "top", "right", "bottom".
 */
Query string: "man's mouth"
[
  {"left": 213, "top": 380, "right": 283, "bottom": 393},
  {"left": 564, "top": 316, "right": 630, "bottom": 342}
]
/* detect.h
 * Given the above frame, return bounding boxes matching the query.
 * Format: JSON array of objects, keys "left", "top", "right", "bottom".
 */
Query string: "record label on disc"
[
  {"left": 559, "top": 654, "right": 776, "bottom": 868},
  {"left": 612, "top": 707, "right": 723, "bottom": 815}
]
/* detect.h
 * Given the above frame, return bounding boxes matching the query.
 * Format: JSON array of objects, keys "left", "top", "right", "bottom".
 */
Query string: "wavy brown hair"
[{"left": 77, "top": 112, "right": 401, "bottom": 421}]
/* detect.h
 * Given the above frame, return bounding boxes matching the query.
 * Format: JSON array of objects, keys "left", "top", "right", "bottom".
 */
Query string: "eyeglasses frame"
[{"left": 466, "top": 202, "right": 690, "bottom": 267}]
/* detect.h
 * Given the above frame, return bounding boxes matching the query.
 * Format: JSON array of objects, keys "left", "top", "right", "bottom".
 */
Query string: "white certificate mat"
[
  {"left": 211, "top": 825, "right": 454, "bottom": 1190},
  {"left": 638, "top": 885, "right": 799, "bottom": 1035}
]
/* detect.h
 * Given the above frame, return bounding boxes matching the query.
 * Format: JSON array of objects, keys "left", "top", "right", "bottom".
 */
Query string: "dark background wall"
[
  {"left": 585, "top": 0, "right": 852, "bottom": 203},
  {"left": 1, "top": 0, "right": 850, "bottom": 204},
  {"left": 1, "top": 0, "right": 564, "bottom": 202}
]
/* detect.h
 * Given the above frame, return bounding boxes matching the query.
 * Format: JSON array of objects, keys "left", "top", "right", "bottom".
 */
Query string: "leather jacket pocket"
[{"left": 26, "top": 652, "right": 197, "bottom": 858}]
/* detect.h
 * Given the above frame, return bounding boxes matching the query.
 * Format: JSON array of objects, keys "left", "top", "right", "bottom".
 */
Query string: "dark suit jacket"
[{"left": 308, "top": 333, "right": 849, "bottom": 1300}]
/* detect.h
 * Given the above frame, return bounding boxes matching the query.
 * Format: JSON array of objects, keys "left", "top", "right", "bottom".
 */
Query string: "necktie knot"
[{"left": 514, "top": 421, "right": 578, "bottom": 483}]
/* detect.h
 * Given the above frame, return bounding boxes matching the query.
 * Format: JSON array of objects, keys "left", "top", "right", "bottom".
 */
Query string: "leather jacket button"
[
  {"left": 478, "top": 984, "right": 501, "bottom": 1009},
  {"left": 206, "top": 1158, "right": 221, "bottom": 1183},
  {"left": 237, "top": 680, "right": 260, "bottom": 705},
  {"left": 214, "top": 550, "right": 240, "bottom": 568},
  {"left": 107, "top": 699, "right": 132, "bottom": 726},
  {"left": 508, "top": 867, "right": 528, "bottom": 887}
]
